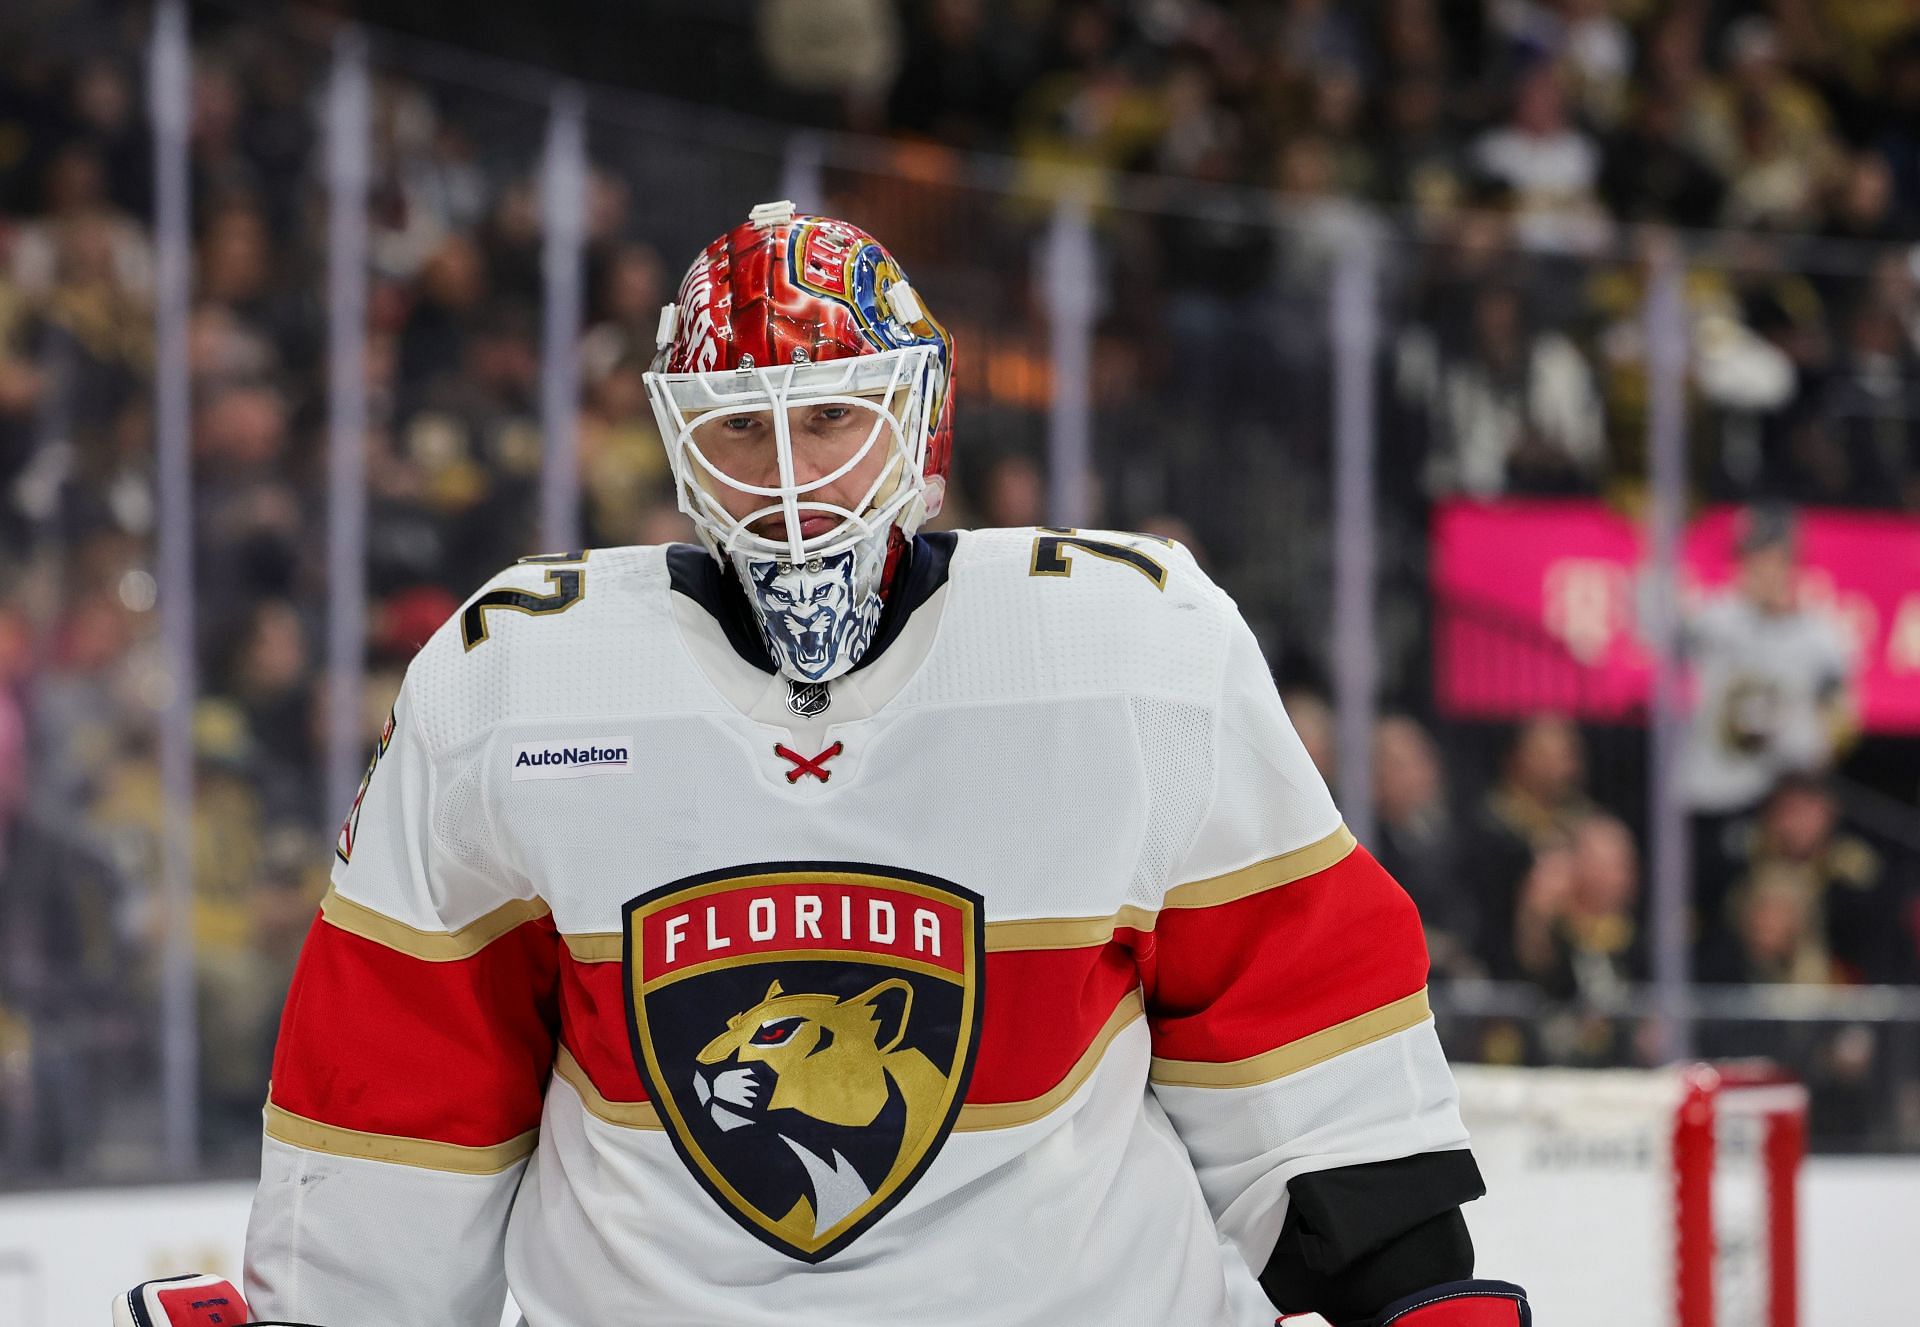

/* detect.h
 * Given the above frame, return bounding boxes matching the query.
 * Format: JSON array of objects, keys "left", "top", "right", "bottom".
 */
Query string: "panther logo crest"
[{"left": 623, "top": 864, "right": 985, "bottom": 1261}]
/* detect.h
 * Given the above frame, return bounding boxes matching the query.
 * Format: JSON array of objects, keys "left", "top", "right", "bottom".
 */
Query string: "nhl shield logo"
[{"left": 622, "top": 863, "right": 985, "bottom": 1262}]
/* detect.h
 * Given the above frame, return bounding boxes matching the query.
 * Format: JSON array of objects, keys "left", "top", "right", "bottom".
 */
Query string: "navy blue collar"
[{"left": 667, "top": 531, "right": 959, "bottom": 676}]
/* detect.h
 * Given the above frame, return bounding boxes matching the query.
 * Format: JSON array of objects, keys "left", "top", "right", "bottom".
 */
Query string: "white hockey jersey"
[
  {"left": 1680, "top": 591, "right": 1854, "bottom": 813},
  {"left": 244, "top": 528, "right": 1470, "bottom": 1327}
]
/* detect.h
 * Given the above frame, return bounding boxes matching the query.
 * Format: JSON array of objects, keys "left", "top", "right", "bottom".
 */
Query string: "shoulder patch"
[{"left": 335, "top": 705, "right": 398, "bottom": 864}]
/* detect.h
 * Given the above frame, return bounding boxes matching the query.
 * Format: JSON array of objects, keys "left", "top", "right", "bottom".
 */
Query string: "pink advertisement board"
[{"left": 1432, "top": 501, "right": 1920, "bottom": 732}]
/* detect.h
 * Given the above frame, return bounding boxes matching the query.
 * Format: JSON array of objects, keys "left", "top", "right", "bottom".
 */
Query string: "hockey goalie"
[{"left": 146, "top": 203, "right": 1532, "bottom": 1326}]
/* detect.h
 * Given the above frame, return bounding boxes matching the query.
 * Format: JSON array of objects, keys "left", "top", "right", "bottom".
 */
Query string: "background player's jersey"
[
  {"left": 244, "top": 528, "right": 1469, "bottom": 1327},
  {"left": 1680, "top": 592, "right": 1854, "bottom": 813}
]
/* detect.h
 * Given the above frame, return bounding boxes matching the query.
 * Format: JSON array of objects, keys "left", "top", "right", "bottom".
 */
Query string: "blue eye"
[{"left": 812, "top": 584, "right": 834, "bottom": 602}]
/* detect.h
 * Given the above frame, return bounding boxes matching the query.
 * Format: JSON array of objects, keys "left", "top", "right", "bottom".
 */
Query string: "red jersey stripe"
[
  {"left": 267, "top": 912, "right": 560, "bottom": 1150},
  {"left": 555, "top": 941, "right": 1144, "bottom": 1120},
  {"left": 1142, "top": 842, "right": 1429, "bottom": 1068},
  {"left": 557, "top": 950, "right": 650, "bottom": 1103}
]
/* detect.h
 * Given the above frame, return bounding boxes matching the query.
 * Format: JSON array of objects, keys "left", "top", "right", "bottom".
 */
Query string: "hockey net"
[{"left": 1453, "top": 1063, "right": 1805, "bottom": 1327}]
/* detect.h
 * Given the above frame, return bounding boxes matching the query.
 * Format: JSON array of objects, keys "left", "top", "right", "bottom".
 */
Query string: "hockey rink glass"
[{"left": 645, "top": 347, "right": 939, "bottom": 566}]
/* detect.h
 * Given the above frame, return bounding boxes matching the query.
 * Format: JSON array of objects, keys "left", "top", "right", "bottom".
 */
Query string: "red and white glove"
[
  {"left": 1279, "top": 1279, "right": 1531, "bottom": 1327},
  {"left": 113, "top": 1274, "right": 320, "bottom": 1327}
]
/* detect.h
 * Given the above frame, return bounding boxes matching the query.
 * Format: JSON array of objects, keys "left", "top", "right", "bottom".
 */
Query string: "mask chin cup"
[{"left": 733, "top": 533, "right": 889, "bottom": 684}]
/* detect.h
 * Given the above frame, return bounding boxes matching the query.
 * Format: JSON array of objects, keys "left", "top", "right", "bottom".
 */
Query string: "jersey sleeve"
[
  {"left": 244, "top": 661, "right": 559, "bottom": 1327},
  {"left": 1142, "top": 609, "right": 1475, "bottom": 1290}
]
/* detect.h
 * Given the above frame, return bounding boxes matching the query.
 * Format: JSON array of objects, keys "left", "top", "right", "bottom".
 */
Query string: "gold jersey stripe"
[
  {"left": 553, "top": 1045, "right": 663, "bottom": 1129},
  {"left": 986, "top": 823, "right": 1358, "bottom": 952},
  {"left": 1148, "top": 988, "right": 1431, "bottom": 1089},
  {"left": 319, "top": 887, "right": 551, "bottom": 962},
  {"left": 264, "top": 1099, "right": 537, "bottom": 1174},
  {"left": 982, "top": 907, "right": 1159, "bottom": 953},
  {"left": 564, "top": 932, "right": 620, "bottom": 963},
  {"left": 558, "top": 825, "right": 1358, "bottom": 962},
  {"left": 954, "top": 988, "right": 1145, "bottom": 1131},
  {"left": 1163, "top": 823, "right": 1357, "bottom": 911}
]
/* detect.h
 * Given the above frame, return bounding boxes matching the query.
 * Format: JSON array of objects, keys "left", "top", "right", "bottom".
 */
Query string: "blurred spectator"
[
  {"left": 224, "top": 599, "right": 317, "bottom": 825},
  {"left": 1372, "top": 714, "right": 1479, "bottom": 976},
  {"left": 8, "top": 142, "right": 151, "bottom": 303},
  {"left": 1709, "top": 774, "right": 1899, "bottom": 984},
  {"left": 1275, "top": 0, "right": 1367, "bottom": 81},
  {"left": 978, "top": 452, "right": 1047, "bottom": 528},
  {"left": 1824, "top": 151, "right": 1902, "bottom": 246},
  {"left": 0, "top": 688, "right": 135, "bottom": 1176},
  {"left": 1703, "top": 863, "right": 1837, "bottom": 984},
  {"left": 1394, "top": 280, "right": 1605, "bottom": 497},
  {"left": 1813, "top": 300, "right": 1920, "bottom": 508},
  {"left": 1679, "top": 508, "right": 1857, "bottom": 905},
  {"left": 1466, "top": 713, "right": 1597, "bottom": 969},
  {"left": 1599, "top": 91, "right": 1724, "bottom": 229},
  {"left": 1510, "top": 814, "right": 1644, "bottom": 1000},
  {"left": 1478, "top": 712, "right": 1597, "bottom": 851},
  {"left": 1468, "top": 58, "right": 1610, "bottom": 253},
  {"left": 1487, "top": 0, "right": 1633, "bottom": 131},
  {"left": 399, "top": 232, "right": 488, "bottom": 398},
  {"left": 1693, "top": 18, "right": 1838, "bottom": 199},
  {"left": 1874, "top": 31, "right": 1920, "bottom": 225},
  {"left": 757, "top": 0, "right": 902, "bottom": 131},
  {"left": 888, "top": 0, "right": 1019, "bottom": 148},
  {"left": 1374, "top": 68, "right": 1465, "bottom": 220},
  {"left": 578, "top": 350, "right": 670, "bottom": 548},
  {"left": 1720, "top": 84, "right": 1830, "bottom": 232},
  {"left": 581, "top": 241, "right": 666, "bottom": 374}
]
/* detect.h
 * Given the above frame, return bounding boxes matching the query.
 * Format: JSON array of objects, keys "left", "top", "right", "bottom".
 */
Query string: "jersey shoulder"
[
  {"left": 955, "top": 526, "right": 1222, "bottom": 600},
  {"left": 936, "top": 527, "right": 1242, "bottom": 705},
  {"left": 403, "top": 545, "right": 687, "bottom": 753}
]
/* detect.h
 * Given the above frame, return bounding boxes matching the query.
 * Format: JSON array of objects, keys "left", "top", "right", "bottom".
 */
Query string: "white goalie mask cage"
[
  {"left": 645, "top": 343, "right": 944, "bottom": 569},
  {"left": 644, "top": 342, "right": 946, "bottom": 682}
]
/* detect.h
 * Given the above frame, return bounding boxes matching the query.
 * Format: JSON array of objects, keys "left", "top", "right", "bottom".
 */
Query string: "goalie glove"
[
  {"left": 1279, "top": 1279, "right": 1531, "bottom": 1327},
  {"left": 112, "top": 1274, "right": 321, "bottom": 1327}
]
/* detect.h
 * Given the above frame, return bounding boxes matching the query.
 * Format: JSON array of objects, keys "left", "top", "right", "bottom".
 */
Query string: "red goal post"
[{"left": 1452, "top": 1062, "right": 1807, "bottom": 1327}]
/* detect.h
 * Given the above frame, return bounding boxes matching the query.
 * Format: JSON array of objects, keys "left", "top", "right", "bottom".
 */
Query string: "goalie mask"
[{"left": 645, "top": 202, "right": 955, "bottom": 683}]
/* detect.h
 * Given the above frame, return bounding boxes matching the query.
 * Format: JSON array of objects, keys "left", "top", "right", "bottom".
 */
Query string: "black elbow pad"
[{"left": 1262, "top": 1150, "right": 1485, "bottom": 1324}]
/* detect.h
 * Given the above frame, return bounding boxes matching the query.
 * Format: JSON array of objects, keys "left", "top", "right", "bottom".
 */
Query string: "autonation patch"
[{"left": 511, "top": 736, "right": 636, "bottom": 781}]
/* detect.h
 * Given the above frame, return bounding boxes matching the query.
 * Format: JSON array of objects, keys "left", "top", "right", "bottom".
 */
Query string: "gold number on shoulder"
[
  {"left": 462, "top": 552, "right": 589, "bottom": 651},
  {"left": 1028, "top": 528, "right": 1171, "bottom": 589}
]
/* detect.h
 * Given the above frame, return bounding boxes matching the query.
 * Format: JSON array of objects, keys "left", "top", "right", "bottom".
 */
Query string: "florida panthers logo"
[
  {"left": 623, "top": 864, "right": 984, "bottom": 1261},
  {"left": 745, "top": 550, "right": 883, "bottom": 682}
]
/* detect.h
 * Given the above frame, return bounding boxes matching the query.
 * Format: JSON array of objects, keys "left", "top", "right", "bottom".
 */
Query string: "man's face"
[
  {"left": 1742, "top": 883, "right": 1808, "bottom": 961},
  {"left": 689, "top": 396, "right": 899, "bottom": 543},
  {"left": 1511, "top": 715, "right": 1583, "bottom": 803},
  {"left": 1740, "top": 544, "right": 1796, "bottom": 613},
  {"left": 1766, "top": 787, "right": 1836, "bottom": 859}
]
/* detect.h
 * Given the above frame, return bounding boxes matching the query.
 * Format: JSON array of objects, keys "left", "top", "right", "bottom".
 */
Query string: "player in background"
[
  {"left": 128, "top": 203, "right": 1528, "bottom": 1325},
  {"left": 1678, "top": 505, "right": 1858, "bottom": 929}
]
